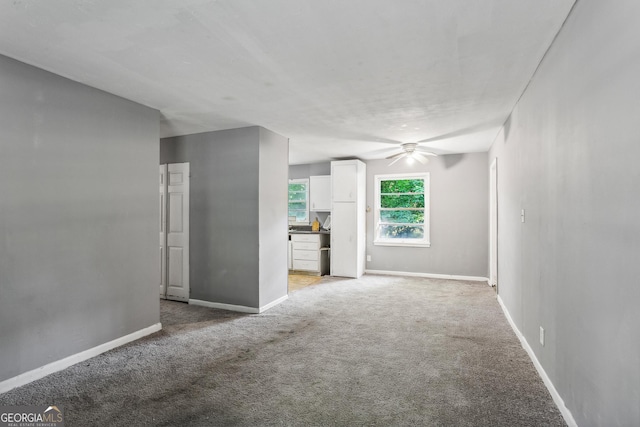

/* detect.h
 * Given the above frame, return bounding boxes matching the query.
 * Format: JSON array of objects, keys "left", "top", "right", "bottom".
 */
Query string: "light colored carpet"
[{"left": 0, "top": 274, "right": 566, "bottom": 426}]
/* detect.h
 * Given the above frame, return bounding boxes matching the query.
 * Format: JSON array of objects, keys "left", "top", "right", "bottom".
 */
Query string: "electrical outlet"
[
  {"left": 521, "top": 209, "right": 526, "bottom": 223},
  {"left": 540, "top": 326, "right": 545, "bottom": 346},
  {"left": 366, "top": 255, "right": 371, "bottom": 262}
]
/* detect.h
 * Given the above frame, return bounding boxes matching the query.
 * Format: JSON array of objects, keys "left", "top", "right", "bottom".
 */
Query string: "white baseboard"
[
  {"left": 0, "top": 322, "right": 162, "bottom": 394},
  {"left": 190, "top": 294, "right": 288, "bottom": 314},
  {"left": 497, "top": 295, "right": 577, "bottom": 427},
  {"left": 190, "top": 299, "right": 259, "bottom": 313},
  {"left": 259, "top": 295, "right": 288, "bottom": 312},
  {"left": 365, "top": 269, "right": 488, "bottom": 283}
]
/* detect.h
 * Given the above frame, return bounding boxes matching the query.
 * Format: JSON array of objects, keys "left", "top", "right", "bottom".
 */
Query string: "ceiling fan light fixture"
[{"left": 385, "top": 142, "right": 436, "bottom": 166}]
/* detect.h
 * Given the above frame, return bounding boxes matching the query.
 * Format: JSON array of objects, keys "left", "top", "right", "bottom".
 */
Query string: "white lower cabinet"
[
  {"left": 290, "top": 233, "right": 330, "bottom": 275},
  {"left": 330, "top": 202, "right": 358, "bottom": 277}
]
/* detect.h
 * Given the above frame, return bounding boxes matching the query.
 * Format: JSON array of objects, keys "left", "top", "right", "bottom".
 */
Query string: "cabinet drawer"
[
  {"left": 292, "top": 259, "right": 319, "bottom": 271},
  {"left": 292, "top": 241, "right": 319, "bottom": 251},
  {"left": 291, "top": 234, "right": 321, "bottom": 243},
  {"left": 293, "top": 249, "right": 319, "bottom": 261}
]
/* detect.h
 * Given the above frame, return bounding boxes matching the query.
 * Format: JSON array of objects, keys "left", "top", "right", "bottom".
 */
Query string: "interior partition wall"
[{"left": 0, "top": 54, "right": 160, "bottom": 385}]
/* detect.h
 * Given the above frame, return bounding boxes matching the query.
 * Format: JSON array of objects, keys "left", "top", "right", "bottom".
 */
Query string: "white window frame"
[
  {"left": 288, "top": 178, "right": 310, "bottom": 225},
  {"left": 374, "top": 172, "right": 430, "bottom": 247}
]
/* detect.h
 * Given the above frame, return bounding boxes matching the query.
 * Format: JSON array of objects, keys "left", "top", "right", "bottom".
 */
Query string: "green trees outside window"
[
  {"left": 288, "top": 179, "right": 309, "bottom": 223},
  {"left": 375, "top": 174, "right": 430, "bottom": 246}
]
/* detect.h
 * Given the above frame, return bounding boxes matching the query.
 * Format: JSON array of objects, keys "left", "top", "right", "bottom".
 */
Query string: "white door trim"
[
  {"left": 159, "top": 165, "right": 168, "bottom": 299},
  {"left": 489, "top": 157, "right": 498, "bottom": 289}
]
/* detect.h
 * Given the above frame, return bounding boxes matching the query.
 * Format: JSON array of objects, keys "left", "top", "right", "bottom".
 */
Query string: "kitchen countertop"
[{"left": 289, "top": 229, "right": 331, "bottom": 234}]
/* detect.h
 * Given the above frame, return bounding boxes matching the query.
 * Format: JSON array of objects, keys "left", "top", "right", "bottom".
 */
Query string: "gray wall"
[
  {"left": 365, "top": 154, "right": 488, "bottom": 277},
  {"left": 258, "top": 128, "right": 289, "bottom": 307},
  {"left": 289, "top": 162, "right": 331, "bottom": 179},
  {"left": 489, "top": 0, "right": 640, "bottom": 424},
  {"left": 161, "top": 127, "right": 260, "bottom": 307},
  {"left": 0, "top": 55, "right": 160, "bottom": 382},
  {"left": 161, "top": 126, "right": 288, "bottom": 309}
]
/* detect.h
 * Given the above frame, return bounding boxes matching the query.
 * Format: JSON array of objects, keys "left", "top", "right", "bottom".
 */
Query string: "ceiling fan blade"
[
  {"left": 412, "top": 153, "right": 428, "bottom": 164},
  {"left": 414, "top": 120, "right": 503, "bottom": 145},
  {"left": 388, "top": 153, "right": 407, "bottom": 166},
  {"left": 414, "top": 147, "right": 438, "bottom": 156},
  {"left": 385, "top": 152, "right": 406, "bottom": 160}
]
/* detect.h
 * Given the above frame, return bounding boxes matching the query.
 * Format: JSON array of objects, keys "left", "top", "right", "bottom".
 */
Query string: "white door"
[
  {"left": 160, "top": 163, "right": 190, "bottom": 302},
  {"left": 489, "top": 158, "right": 498, "bottom": 289},
  {"left": 331, "top": 202, "right": 357, "bottom": 277}
]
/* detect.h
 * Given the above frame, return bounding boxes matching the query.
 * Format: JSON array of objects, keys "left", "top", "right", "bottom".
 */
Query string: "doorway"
[{"left": 160, "top": 163, "right": 190, "bottom": 301}]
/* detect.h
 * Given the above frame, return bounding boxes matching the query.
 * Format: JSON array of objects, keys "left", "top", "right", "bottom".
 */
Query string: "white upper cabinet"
[
  {"left": 331, "top": 163, "right": 358, "bottom": 202},
  {"left": 310, "top": 175, "right": 331, "bottom": 211}
]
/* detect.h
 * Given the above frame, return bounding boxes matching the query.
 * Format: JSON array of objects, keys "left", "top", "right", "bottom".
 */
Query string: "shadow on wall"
[
  {"left": 503, "top": 116, "right": 512, "bottom": 142},
  {"left": 160, "top": 137, "right": 177, "bottom": 163},
  {"left": 441, "top": 153, "right": 466, "bottom": 169}
]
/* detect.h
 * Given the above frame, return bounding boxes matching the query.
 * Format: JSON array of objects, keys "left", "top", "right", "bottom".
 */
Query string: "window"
[
  {"left": 374, "top": 173, "right": 430, "bottom": 247},
  {"left": 288, "top": 179, "right": 309, "bottom": 224}
]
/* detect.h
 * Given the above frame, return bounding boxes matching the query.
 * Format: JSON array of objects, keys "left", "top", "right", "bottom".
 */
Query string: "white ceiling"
[{"left": 0, "top": 0, "right": 574, "bottom": 164}]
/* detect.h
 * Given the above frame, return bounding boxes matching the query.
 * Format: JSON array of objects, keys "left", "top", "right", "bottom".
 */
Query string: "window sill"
[{"left": 374, "top": 240, "right": 431, "bottom": 248}]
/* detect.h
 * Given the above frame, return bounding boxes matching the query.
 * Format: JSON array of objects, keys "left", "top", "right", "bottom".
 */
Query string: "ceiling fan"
[{"left": 386, "top": 142, "right": 438, "bottom": 165}]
